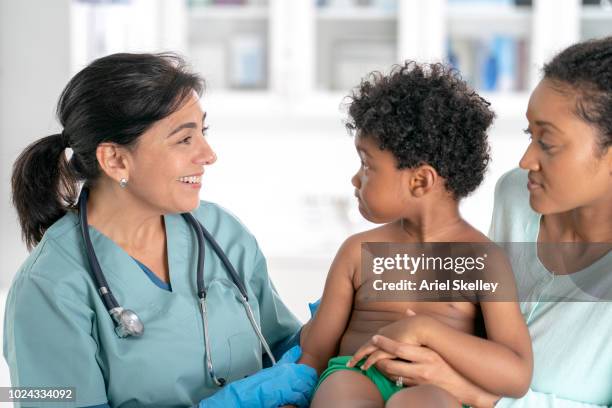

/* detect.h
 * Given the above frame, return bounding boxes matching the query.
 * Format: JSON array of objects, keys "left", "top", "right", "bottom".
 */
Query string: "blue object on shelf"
[{"left": 481, "top": 40, "right": 498, "bottom": 91}]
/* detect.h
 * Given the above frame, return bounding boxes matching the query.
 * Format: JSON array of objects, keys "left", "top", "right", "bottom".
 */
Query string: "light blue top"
[
  {"left": 3, "top": 201, "right": 301, "bottom": 407},
  {"left": 489, "top": 168, "right": 612, "bottom": 408}
]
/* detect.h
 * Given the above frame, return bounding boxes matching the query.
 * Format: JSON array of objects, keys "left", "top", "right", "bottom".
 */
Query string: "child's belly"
[{"left": 338, "top": 301, "right": 478, "bottom": 356}]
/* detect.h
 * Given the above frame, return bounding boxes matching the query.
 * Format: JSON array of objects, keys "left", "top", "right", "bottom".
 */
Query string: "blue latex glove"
[
  {"left": 308, "top": 298, "right": 321, "bottom": 318},
  {"left": 198, "top": 345, "right": 317, "bottom": 408}
]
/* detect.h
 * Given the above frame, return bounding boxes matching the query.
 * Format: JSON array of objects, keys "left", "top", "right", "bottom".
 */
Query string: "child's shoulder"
[
  {"left": 336, "top": 224, "right": 396, "bottom": 257},
  {"left": 345, "top": 223, "right": 397, "bottom": 244},
  {"left": 451, "top": 222, "right": 491, "bottom": 243}
]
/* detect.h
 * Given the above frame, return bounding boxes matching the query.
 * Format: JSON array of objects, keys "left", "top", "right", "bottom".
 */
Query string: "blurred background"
[{"left": 1, "top": 0, "right": 611, "bottom": 390}]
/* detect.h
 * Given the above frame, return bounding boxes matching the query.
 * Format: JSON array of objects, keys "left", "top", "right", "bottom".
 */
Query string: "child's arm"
[
  {"left": 298, "top": 237, "right": 359, "bottom": 374},
  {"left": 418, "top": 250, "right": 533, "bottom": 398},
  {"left": 418, "top": 299, "right": 532, "bottom": 398},
  {"left": 352, "top": 252, "right": 533, "bottom": 398}
]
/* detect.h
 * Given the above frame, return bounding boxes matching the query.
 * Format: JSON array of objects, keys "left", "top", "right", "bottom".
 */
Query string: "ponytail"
[{"left": 11, "top": 133, "right": 78, "bottom": 250}]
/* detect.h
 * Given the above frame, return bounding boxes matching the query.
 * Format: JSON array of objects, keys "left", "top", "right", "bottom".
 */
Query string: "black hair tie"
[{"left": 60, "top": 131, "right": 70, "bottom": 148}]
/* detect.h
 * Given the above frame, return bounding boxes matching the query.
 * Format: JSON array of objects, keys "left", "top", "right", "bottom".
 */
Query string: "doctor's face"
[
  {"left": 520, "top": 79, "right": 612, "bottom": 215},
  {"left": 126, "top": 94, "right": 217, "bottom": 214}
]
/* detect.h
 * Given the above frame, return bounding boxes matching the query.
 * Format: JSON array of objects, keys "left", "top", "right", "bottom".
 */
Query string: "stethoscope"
[{"left": 78, "top": 187, "right": 277, "bottom": 386}]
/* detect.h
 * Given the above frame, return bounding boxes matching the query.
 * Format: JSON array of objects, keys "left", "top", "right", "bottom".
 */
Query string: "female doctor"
[{"left": 4, "top": 53, "right": 317, "bottom": 407}]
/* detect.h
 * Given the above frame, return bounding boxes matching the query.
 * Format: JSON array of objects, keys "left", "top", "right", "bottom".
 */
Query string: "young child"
[{"left": 297, "top": 62, "right": 533, "bottom": 407}]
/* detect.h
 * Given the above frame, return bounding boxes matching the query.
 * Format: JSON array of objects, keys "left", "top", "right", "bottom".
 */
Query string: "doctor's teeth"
[{"left": 178, "top": 176, "right": 201, "bottom": 184}]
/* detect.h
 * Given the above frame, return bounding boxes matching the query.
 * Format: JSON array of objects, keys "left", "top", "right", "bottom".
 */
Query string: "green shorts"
[
  {"left": 315, "top": 355, "right": 403, "bottom": 401},
  {"left": 315, "top": 356, "right": 471, "bottom": 407}
]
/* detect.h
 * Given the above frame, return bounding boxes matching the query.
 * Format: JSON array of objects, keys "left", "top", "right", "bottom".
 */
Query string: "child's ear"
[{"left": 408, "top": 165, "right": 438, "bottom": 197}]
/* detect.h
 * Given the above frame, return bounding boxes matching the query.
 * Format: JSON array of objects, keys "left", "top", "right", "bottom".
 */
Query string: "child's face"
[
  {"left": 520, "top": 79, "right": 612, "bottom": 215},
  {"left": 351, "top": 134, "right": 413, "bottom": 223}
]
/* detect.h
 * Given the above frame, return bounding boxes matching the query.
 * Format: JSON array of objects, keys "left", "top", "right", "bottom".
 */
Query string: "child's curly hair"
[{"left": 345, "top": 61, "right": 495, "bottom": 199}]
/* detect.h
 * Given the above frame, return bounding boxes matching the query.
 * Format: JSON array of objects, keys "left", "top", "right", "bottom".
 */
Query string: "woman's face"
[
  {"left": 520, "top": 79, "right": 612, "bottom": 215},
  {"left": 125, "top": 94, "right": 216, "bottom": 214}
]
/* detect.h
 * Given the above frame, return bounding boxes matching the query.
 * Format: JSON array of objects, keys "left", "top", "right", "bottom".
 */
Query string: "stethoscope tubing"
[{"left": 78, "top": 187, "right": 277, "bottom": 386}]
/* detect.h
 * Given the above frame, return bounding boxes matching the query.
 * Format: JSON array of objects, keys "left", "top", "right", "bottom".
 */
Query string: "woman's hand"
[
  {"left": 370, "top": 335, "right": 500, "bottom": 408},
  {"left": 346, "top": 311, "right": 431, "bottom": 370}
]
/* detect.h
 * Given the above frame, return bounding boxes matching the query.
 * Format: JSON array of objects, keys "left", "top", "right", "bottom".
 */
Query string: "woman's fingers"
[
  {"left": 376, "top": 358, "right": 421, "bottom": 378},
  {"left": 346, "top": 342, "right": 378, "bottom": 367},
  {"left": 360, "top": 349, "right": 395, "bottom": 371},
  {"left": 371, "top": 335, "right": 427, "bottom": 361}
]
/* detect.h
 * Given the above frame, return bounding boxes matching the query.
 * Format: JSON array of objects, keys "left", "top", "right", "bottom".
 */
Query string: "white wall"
[
  {"left": 0, "top": 0, "right": 71, "bottom": 391},
  {"left": 0, "top": 0, "right": 72, "bottom": 288}
]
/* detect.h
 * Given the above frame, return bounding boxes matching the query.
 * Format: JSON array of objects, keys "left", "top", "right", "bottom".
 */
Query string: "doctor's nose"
[{"left": 196, "top": 138, "right": 217, "bottom": 166}]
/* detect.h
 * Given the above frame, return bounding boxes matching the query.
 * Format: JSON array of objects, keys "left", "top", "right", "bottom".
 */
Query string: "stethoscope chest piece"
[{"left": 111, "top": 307, "right": 144, "bottom": 338}]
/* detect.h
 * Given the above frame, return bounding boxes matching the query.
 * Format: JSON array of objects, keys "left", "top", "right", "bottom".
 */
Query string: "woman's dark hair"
[
  {"left": 12, "top": 53, "right": 204, "bottom": 250},
  {"left": 543, "top": 36, "right": 612, "bottom": 153},
  {"left": 345, "top": 61, "right": 494, "bottom": 199}
]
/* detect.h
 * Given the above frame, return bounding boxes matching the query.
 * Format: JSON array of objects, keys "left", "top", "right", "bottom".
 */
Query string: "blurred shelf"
[
  {"left": 447, "top": 4, "right": 532, "bottom": 37},
  {"left": 581, "top": 5, "right": 612, "bottom": 21},
  {"left": 189, "top": 5, "right": 268, "bottom": 20},
  {"left": 316, "top": 6, "right": 397, "bottom": 21},
  {"left": 200, "top": 90, "right": 530, "bottom": 124}
]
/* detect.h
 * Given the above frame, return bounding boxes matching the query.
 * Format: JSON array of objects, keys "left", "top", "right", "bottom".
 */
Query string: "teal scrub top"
[{"left": 3, "top": 201, "right": 302, "bottom": 407}]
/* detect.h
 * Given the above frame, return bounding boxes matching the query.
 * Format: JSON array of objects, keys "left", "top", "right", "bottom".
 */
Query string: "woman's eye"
[
  {"left": 202, "top": 125, "right": 209, "bottom": 136},
  {"left": 523, "top": 127, "right": 532, "bottom": 137},
  {"left": 180, "top": 136, "right": 192, "bottom": 144},
  {"left": 538, "top": 140, "right": 552, "bottom": 151}
]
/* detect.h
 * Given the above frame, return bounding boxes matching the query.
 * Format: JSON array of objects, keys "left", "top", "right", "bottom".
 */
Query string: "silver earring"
[{"left": 119, "top": 178, "right": 128, "bottom": 189}]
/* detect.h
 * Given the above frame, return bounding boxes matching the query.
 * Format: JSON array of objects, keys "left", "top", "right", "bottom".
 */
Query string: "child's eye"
[{"left": 523, "top": 127, "right": 532, "bottom": 138}]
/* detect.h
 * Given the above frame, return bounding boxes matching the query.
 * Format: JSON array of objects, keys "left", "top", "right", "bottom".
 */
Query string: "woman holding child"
[{"left": 348, "top": 36, "right": 612, "bottom": 407}]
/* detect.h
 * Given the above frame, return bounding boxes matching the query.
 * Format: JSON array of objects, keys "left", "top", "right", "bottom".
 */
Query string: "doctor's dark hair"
[
  {"left": 345, "top": 61, "right": 494, "bottom": 199},
  {"left": 543, "top": 36, "right": 612, "bottom": 153},
  {"left": 11, "top": 52, "right": 204, "bottom": 250}
]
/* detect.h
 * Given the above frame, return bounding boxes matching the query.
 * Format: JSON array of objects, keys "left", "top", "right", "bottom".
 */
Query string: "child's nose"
[{"left": 351, "top": 172, "right": 361, "bottom": 189}]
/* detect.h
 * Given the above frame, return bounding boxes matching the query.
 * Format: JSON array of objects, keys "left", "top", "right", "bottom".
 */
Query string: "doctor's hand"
[{"left": 198, "top": 345, "right": 317, "bottom": 408}]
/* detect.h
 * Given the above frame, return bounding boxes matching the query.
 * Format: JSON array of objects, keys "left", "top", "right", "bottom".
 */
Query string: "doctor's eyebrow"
[{"left": 167, "top": 112, "right": 207, "bottom": 137}]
